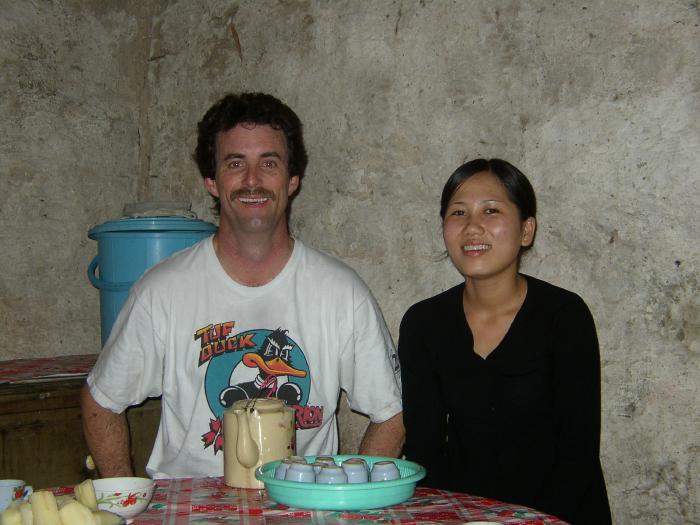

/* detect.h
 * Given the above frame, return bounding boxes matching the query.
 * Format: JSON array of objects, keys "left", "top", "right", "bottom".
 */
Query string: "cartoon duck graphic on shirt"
[
  {"left": 219, "top": 328, "right": 307, "bottom": 406},
  {"left": 196, "top": 323, "right": 321, "bottom": 455}
]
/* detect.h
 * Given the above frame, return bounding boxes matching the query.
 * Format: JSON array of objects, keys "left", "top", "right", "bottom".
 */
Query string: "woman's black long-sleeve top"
[{"left": 398, "top": 275, "right": 611, "bottom": 525}]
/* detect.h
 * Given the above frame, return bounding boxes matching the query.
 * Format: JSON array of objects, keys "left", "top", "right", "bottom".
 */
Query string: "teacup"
[
  {"left": 342, "top": 458, "right": 369, "bottom": 483},
  {"left": 370, "top": 461, "right": 400, "bottom": 482},
  {"left": 316, "top": 465, "right": 347, "bottom": 484},
  {"left": 275, "top": 458, "right": 294, "bottom": 480},
  {"left": 0, "top": 480, "right": 33, "bottom": 511},
  {"left": 284, "top": 462, "right": 315, "bottom": 483},
  {"left": 312, "top": 457, "right": 336, "bottom": 474}
]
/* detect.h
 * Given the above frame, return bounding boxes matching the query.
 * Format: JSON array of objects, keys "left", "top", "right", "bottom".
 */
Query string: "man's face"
[{"left": 204, "top": 123, "right": 299, "bottom": 237}]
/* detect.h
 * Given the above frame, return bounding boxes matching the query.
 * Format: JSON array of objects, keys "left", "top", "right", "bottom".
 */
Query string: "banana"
[
  {"left": 58, "top": 500, "right": 96, "bottom": 525},
  {"left": 18, "top": 503, "right": 32, "bottom": 525},
  {"left": 6, "top": 479, "right": 124, "bottom": 525},
  {"left": 29, "top": 491, "right": 61, "bottom": 525},
  {"left": 0, "top": 505, "right": 22, "bottom": 525},
  {"left": 54, "top": 496, "right": 75, "bottom": 510},
  {"left": 91, "top": 511, "right": 124, "bottom": 525},
  {"left": 73, "top": 479, "right": 98, "bottom": 511}
]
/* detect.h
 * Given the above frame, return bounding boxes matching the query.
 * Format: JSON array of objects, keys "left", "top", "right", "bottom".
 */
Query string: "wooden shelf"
[{"left": 0, "top": 378, "right": 160, "bottom": 488}]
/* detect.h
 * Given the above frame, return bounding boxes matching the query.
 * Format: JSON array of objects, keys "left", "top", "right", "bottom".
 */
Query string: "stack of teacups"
[{"left": 273, "top": 457, "right": 401, "bottom": 484}]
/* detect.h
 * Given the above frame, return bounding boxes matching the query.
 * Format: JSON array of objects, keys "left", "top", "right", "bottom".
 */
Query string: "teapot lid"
[{"left": 229, "top": 398, "right": 287, "bottom": 413}]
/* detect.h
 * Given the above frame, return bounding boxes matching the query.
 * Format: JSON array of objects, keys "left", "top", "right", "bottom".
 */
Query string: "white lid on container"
[{"left": 122, "top": 201, "right": 197, "bottom": 219}]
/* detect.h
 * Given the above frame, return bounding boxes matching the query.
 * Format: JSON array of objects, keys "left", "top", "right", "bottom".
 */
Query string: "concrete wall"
[
  {"left": 1, "top": 1, "right": 698, "bottom": 523},
  {"left": 1, "top": 0, "right": 156, "bottom": 354}
]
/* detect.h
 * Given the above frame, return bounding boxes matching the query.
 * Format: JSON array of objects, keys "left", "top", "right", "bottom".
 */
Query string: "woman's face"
[{"left": 442, "top": 171, "right": 535, "bottom": 281}]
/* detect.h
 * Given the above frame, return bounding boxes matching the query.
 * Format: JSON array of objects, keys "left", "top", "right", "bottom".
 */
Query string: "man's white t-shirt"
[{"left": 87, "top": 237, "right": 402, "bottom": 479}]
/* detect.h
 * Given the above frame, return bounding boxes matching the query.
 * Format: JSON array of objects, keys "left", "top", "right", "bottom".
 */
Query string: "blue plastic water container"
[{"left": 88, "top": 217, "right": 217, "bottom": 346}]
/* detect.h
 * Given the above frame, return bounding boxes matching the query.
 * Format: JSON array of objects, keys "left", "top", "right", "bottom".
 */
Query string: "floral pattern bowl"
[{"left": 93, "top": 477, "right": 155, "bottom": 520}]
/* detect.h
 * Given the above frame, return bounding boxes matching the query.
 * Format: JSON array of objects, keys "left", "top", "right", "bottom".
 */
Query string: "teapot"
[{"left": 223, "top": 398, "right": 295, "bottom": 488}]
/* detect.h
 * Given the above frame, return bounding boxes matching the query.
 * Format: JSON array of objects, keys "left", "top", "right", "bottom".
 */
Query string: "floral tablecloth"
[{"left": 58, "top": 477, "right": 567, "bottom": 524}]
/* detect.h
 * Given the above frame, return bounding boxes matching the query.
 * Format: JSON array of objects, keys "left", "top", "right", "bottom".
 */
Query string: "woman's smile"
[{"left": 462, "top": 243, "right": 492, "bottom": 254}]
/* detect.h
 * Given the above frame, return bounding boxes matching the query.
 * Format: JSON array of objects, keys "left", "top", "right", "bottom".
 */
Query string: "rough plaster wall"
[
  {"left": 517, "top": 5, "right": 700, "bottom": 523},
  {"left": 0, "top": 0, "right": 155, "bottom": 358},
  {"left": 143, "top": 2, "right": 699, "bottom": 523},
  {"left": 1, "top": 1, "right": 698, "bottom": 524}
]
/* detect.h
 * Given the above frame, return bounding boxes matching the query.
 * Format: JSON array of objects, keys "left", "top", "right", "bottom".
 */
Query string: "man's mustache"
[{"left": 230, "top": 188, "right": 275, "bottom": 201}]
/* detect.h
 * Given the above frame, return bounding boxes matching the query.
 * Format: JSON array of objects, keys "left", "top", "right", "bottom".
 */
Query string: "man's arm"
[
  {"left": 358, "top": 412, "right": 405, "bottom": 457},
  {"left": 80, "top": 383, "right": 134, "bottom": 477}
]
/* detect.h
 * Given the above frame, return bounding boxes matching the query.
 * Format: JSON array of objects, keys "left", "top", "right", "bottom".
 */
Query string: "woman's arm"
[
  {"left": 541, "top": 296, "right": 609, "bottom": 523},
  {"left": 398, "top": 305, "right": 448, "bottom": 486}
]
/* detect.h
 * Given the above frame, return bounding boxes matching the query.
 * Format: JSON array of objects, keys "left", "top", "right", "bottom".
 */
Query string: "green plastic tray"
[{"left": 255, "top": 454, "right": 426, "bottom": 510}]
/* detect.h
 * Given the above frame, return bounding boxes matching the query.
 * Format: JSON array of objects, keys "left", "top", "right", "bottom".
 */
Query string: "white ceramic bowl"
[{"left": 93, "top": 477, "right": 155, "bottom": 519}]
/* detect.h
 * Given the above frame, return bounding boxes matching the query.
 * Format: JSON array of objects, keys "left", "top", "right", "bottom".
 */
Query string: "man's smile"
[
  {"left": 239, "top": 195, "right": 269, "bottom": 204},
  {"left": 231, "top": 188, "right": 275, "bottom": 205}
]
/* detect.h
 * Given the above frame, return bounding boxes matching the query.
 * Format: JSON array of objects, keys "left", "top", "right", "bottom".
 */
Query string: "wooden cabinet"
[{"left": 0, "top": 378, "right": 160, "bottom": 488}]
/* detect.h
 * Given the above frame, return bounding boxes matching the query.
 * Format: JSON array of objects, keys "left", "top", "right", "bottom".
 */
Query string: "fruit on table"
[
  {"left": 29, "top": 491, "right": 61, "bottom": 525},
  {"left": 58, "top": 500, "right": 96, "bottom": 525},
  {"left": 74, "top": 479, "right": 98, "bottom": 511},
  {"left": 0, "top": 482, "right": 124, "bottom": 525},
  {"left": 0, "top": 503, "right": 33, "bottom": 525},
  {"left": 18, "top": 503, "right": 32, "bottom": 525},
  {"left": 0, "top": 505, "right": 21, "bottom": 525},
  {"left": 55, "top": 495, "right": 75, "bottom": 509},
  {"left": 92, "top": 510, "right": 123, "bottom": 525}
]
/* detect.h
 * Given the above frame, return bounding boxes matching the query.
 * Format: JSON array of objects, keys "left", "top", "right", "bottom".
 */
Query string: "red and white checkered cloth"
[{"left": 55, "top": 477, "right": 567, "bottom": 525}]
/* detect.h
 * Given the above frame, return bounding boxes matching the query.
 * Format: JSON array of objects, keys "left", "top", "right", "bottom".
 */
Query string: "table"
[
  {"left": 56, "top": 477, "right": 568, "bottom": 524},
  {"left": 0, "top": 354, "right": 97, "bottom": 384}
]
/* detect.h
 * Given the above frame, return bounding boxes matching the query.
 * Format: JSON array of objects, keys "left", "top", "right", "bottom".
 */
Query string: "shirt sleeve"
[
  {"left": 339, "top": 289, "right": 402, "bottom": 424},
  {"left": 87, "top": 285, "right": 165, "bottom": 413},
  {"left": 539, "top": 294, "right": 605, "bottom": 521},
  {"left": 398, "top": 303, "right": 449, "bottom": 488}
]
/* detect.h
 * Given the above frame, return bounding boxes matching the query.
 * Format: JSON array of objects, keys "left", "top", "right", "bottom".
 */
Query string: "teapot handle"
[{"left": 235, "top": 408, "right": 260, "bottom": 468}]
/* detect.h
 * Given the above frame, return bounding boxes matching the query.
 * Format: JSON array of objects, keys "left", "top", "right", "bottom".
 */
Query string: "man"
[{"left": 81, "top": 92, "right": 404, "bottom": 479}]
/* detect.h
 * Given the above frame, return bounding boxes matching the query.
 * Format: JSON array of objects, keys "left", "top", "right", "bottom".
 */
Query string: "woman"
[{"left": 399, "top": 159, "right": 611, "bottom": 525}]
